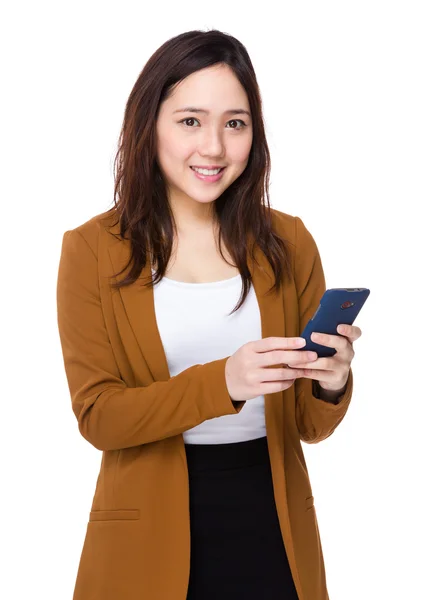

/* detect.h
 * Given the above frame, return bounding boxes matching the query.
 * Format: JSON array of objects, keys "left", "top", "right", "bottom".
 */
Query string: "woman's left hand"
[{"left": 288, "top": 324, "right": 362, "bottom": 392}]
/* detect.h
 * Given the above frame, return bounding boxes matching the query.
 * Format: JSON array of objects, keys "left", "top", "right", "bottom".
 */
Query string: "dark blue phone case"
[{"left": 300, "top": 288, "right": 370, "bottom": 357}]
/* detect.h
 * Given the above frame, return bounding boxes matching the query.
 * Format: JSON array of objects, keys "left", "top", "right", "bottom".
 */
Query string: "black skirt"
[{"left": 185, "top": 435, "right": 299, "bottom": 600}]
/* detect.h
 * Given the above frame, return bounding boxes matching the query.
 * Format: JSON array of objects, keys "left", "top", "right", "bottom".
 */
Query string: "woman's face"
[{"left": 155, "top": 64, "right": 253, "bottom": 216}]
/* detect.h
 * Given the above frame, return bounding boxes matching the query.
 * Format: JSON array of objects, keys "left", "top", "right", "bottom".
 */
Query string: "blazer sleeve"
[
  {"left": 56, "top": 228, "right": 245, "bottom": 452},
  {"left": 293, "top": 216, "right": 354, "bottom": 444}
]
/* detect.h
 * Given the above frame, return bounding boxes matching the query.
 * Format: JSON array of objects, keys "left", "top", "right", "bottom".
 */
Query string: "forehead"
[{"left": 163, "top": 66, "right": 249, "bottom": 112}]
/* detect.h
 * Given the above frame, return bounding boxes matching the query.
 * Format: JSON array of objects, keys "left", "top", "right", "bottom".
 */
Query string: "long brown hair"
[{"left": 107, "top": 28, "right": 294, "bottom": 316}]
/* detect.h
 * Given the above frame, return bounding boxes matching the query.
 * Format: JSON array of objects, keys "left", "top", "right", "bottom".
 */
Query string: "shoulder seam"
[{"left": 73, "top": 228, "right": 98, "bottom": 262}]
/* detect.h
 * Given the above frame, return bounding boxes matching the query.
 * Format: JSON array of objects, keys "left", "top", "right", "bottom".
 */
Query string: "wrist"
[{"left": 314, "top": 380, "right": 347, "bottom": 404}]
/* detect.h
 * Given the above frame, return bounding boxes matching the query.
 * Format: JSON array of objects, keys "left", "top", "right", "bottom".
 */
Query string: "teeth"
[{"left": 192, "top": 167, "right": 223, "bottom": 175}]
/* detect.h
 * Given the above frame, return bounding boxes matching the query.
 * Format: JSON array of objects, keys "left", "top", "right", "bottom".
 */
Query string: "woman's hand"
[
  {"left": 288, "top": 324, "right": 361, "bottom": 393},
  {"left": 225, "top": 336, "right": 313, "bottom": 402}
]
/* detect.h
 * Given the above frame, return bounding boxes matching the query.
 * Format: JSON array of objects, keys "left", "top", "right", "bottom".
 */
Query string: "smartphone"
[{"left": 299, "top": 288, "right": 370, "bottom": 357}]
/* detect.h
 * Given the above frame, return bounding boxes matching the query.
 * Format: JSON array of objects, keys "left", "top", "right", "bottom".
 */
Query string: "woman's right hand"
[{"left": 225, "top": 337, "right": 318, "bottom": 402}]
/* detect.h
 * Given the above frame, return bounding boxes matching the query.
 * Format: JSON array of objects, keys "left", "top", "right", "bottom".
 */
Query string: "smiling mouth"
[{"left": 190, "top": 166, "right": 226, "bottom": 173}]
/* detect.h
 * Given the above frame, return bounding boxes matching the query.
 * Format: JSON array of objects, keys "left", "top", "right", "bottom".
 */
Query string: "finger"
[
  {"left": 337, "top": 324, "right": 362, "bottom": 342},
  {"left": 299, "top": 368, "right": 332, "bottom": 380},
  {"left": 261, "top": 367, "right": 308, "bottom": 382},
  {"left": 311, "top": 331, "right": 346, "bottom": 350},
  {"left": 257, "top": 349, "right": 317, "bottom": 368},
  {"left": 288, "top": 357, "right": 328, "bottom": 370},
  {"left": 255, "top": 336, "right": 307, "bottom": 353}
]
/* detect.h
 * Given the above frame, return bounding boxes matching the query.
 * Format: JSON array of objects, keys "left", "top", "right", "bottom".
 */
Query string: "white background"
[{"left": 2, "top": 1, "right": 423, "bottom": 598}]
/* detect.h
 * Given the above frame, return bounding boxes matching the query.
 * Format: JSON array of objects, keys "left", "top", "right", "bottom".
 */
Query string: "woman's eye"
[
  {"left": 179, "top": 117, "right": 246, "bottom": 130},
  {"left": 180, "top": 117, "right": 200, "bottom": 127}
]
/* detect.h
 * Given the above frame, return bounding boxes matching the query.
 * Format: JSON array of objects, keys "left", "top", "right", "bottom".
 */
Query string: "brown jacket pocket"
[{"left": 89, "top": 509, "right": 140, "bottom": 521}]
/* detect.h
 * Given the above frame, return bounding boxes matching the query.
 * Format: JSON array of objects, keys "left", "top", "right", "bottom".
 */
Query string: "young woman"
[{"left": 57, "top": 28, "right": 358, "bottom": 600}]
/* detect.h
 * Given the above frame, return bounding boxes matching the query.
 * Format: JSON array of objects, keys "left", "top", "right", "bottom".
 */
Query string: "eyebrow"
[{"left": 173, "top": 106, "right": 251, "bottom": 117}]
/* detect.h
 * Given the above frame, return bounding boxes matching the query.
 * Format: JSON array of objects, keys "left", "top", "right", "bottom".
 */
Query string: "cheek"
[
  {"left": 229, "top": 137, "right": 253, "bottom": 165},
  {"left": 159, "top": 138, "right": 193, "bottom": 168},
  {"left": 157, "top": 124, "right": 190, "bottom": 157}
]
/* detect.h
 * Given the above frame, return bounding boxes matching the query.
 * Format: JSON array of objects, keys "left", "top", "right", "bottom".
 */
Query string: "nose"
[{"left": 198, "top": 128, "right": 225, "bottom": 158}]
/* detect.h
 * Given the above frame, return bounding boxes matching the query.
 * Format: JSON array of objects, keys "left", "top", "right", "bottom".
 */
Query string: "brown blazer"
[{"left": 56, "top": 207, "right": 353, "bottom": 600}]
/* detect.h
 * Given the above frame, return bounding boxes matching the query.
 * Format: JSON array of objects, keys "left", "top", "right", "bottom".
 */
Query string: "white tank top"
[{"left": 151, "top": 267, "right": 266, "bottom": 444}]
